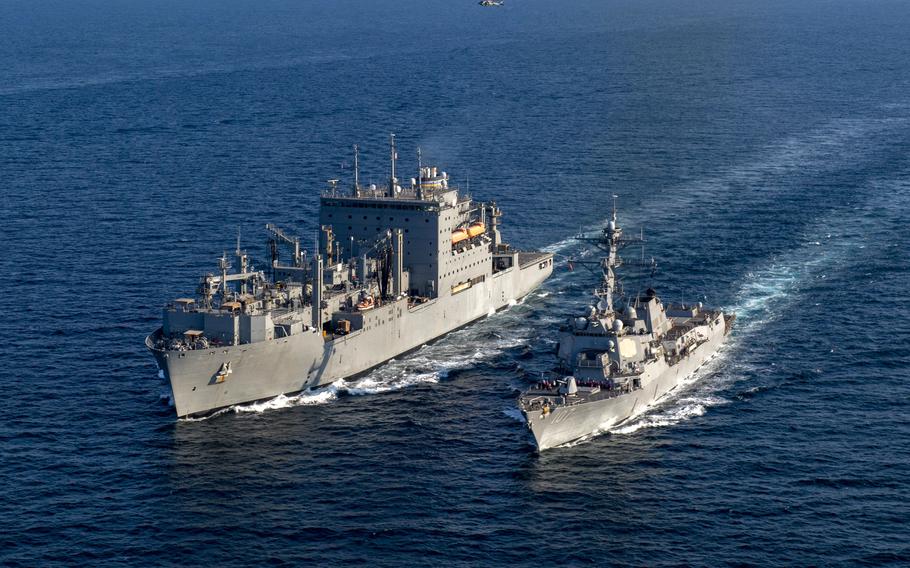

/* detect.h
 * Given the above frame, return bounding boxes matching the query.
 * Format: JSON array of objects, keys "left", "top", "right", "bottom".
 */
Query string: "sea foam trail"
[
  {"left": 592, "top": 213, "right": 865, "bottom": 443},
  {"left": 502, "top": 407, "right": 526, "bottom": 424},
  {"left": 631, "top": 115, "right": 909, "bottom": 221},
  {"left": 177, "top": 318, "right": 538, "bottom": 419},
  {"left": 177, "top": 382, "right": 343, "bottom": 421}
]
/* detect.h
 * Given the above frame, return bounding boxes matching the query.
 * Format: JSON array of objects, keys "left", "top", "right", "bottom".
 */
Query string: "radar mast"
[{"left": 572, "top": 195, "right": 642, "bottom": 315}]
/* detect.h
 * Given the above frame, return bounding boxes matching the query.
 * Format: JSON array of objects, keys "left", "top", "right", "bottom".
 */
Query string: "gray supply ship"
[
  {"left": 148, "top": 136, "right": 554, "bottom": 418},
  {"left": 518, "top": 201, "right": 734, "bottom": 450}
]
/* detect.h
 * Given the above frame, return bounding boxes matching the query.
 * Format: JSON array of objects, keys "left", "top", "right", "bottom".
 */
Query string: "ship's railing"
[
  {"left": 147, "top": 328, "right": 216, "bottom": 352},
  {"left": 521, "top": 371, "right": 648, "bottom": 408},
  {"left": 150, "top": 330, "right": 235, "bottom": 352},
  {"left": 320, "top": 185, "right": 468, "bottom": 204},
  {"left": 520, "top": 383, "right": 636, "bottom": 411}
]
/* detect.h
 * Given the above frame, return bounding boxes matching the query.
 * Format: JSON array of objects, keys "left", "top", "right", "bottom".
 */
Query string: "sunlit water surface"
[{"left": 2, "top": 0, "right": 909, "bottom": 565}]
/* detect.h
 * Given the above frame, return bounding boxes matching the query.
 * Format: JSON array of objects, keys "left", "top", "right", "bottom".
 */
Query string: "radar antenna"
[{"left": 569, "top": 195, "right": 643, "bottom": 314}]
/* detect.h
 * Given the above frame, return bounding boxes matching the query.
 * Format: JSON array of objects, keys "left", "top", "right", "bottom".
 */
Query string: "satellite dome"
[
  {"left": 608, "top": 220, "right": 616, "bottom": 231},
  {"left": 626, "top": 306, "right": 638, "bottom": 320},
  {"left": 612, "top": 319, "right": 624, "bottom": 333}
]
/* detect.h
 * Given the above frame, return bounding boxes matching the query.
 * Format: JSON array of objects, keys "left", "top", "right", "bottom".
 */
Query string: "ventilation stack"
[
  {"left": 391, "top": 228, "right": 404, "bottom": 297},
  {"left": 311, "top": 254, "right": 324, "bottom": 330}
]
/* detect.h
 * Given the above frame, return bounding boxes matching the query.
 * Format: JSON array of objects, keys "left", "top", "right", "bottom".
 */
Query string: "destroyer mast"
[{"left": 572, "top": 196, "right": 643, "bottom": 316}]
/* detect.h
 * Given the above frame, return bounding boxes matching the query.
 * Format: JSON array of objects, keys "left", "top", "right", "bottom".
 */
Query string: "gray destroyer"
[
  {"left": 518, "top": 202, "right": 734, "bottom": 450},
  {"left": 148, "top": 136, "right": 554, "bottom": 418}
]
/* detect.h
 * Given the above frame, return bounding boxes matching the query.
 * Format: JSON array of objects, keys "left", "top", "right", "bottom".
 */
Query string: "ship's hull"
[
  {"left": 523, "top": 323, "right": 728, "bottom": 451},
  {"left": 150, "top": 259, "right": 552, "bottom": 418}
]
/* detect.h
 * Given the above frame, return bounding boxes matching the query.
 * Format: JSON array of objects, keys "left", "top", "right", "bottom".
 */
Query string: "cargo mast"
[
  {"left": 353, "top": 144, "right": 360, "bottom": 197},
  {"left": 389, "top": 133, "right": 397, "bottom": 195}
]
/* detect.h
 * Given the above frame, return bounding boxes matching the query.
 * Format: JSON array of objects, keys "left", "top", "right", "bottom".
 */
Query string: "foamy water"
[{"left": 579, "top": 213, "right": 867, "bottom": 444}]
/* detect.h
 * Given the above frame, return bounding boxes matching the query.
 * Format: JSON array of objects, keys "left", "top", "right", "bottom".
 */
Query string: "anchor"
[{"left": 214, "top": 361, "right": 232, "bottom": 384}]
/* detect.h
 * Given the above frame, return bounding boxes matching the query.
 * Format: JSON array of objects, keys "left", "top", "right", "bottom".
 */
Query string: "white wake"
[{"left": 587, "top": 212, "right": 864, "bottom": 443}]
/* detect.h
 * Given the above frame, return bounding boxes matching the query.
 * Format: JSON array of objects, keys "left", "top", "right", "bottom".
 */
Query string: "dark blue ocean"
[{"left": 2, "top": 0, "right": 909, "bottom": 565}]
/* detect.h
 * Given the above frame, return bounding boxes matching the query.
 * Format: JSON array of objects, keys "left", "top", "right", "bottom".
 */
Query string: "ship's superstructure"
[
  {"left": 518, "top": 200, "right": 734, "bottom": 450},
  {"left": 148, "top": 136, "right": 554, "bottom": 418}
]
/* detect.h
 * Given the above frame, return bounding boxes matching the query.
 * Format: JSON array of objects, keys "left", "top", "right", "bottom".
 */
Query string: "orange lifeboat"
[
  {"left": 451, "top": 228, "right": 469, "bottom": 245},
  {"left": 356, "top": 295, "right": 375, "bottom": 311},
  {"left": 467, "top": 222, "right": 485, "bottom": 238}
]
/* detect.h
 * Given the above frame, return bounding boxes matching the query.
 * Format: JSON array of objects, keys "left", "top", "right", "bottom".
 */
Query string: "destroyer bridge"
[{"left": 148, "top": 135, "right": 554, "bottom": 418}]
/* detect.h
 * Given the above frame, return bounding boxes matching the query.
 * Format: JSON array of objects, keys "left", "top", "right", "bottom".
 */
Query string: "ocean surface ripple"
[{"left": 2, "top": 1, "right": 909, "bottom": 565}]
